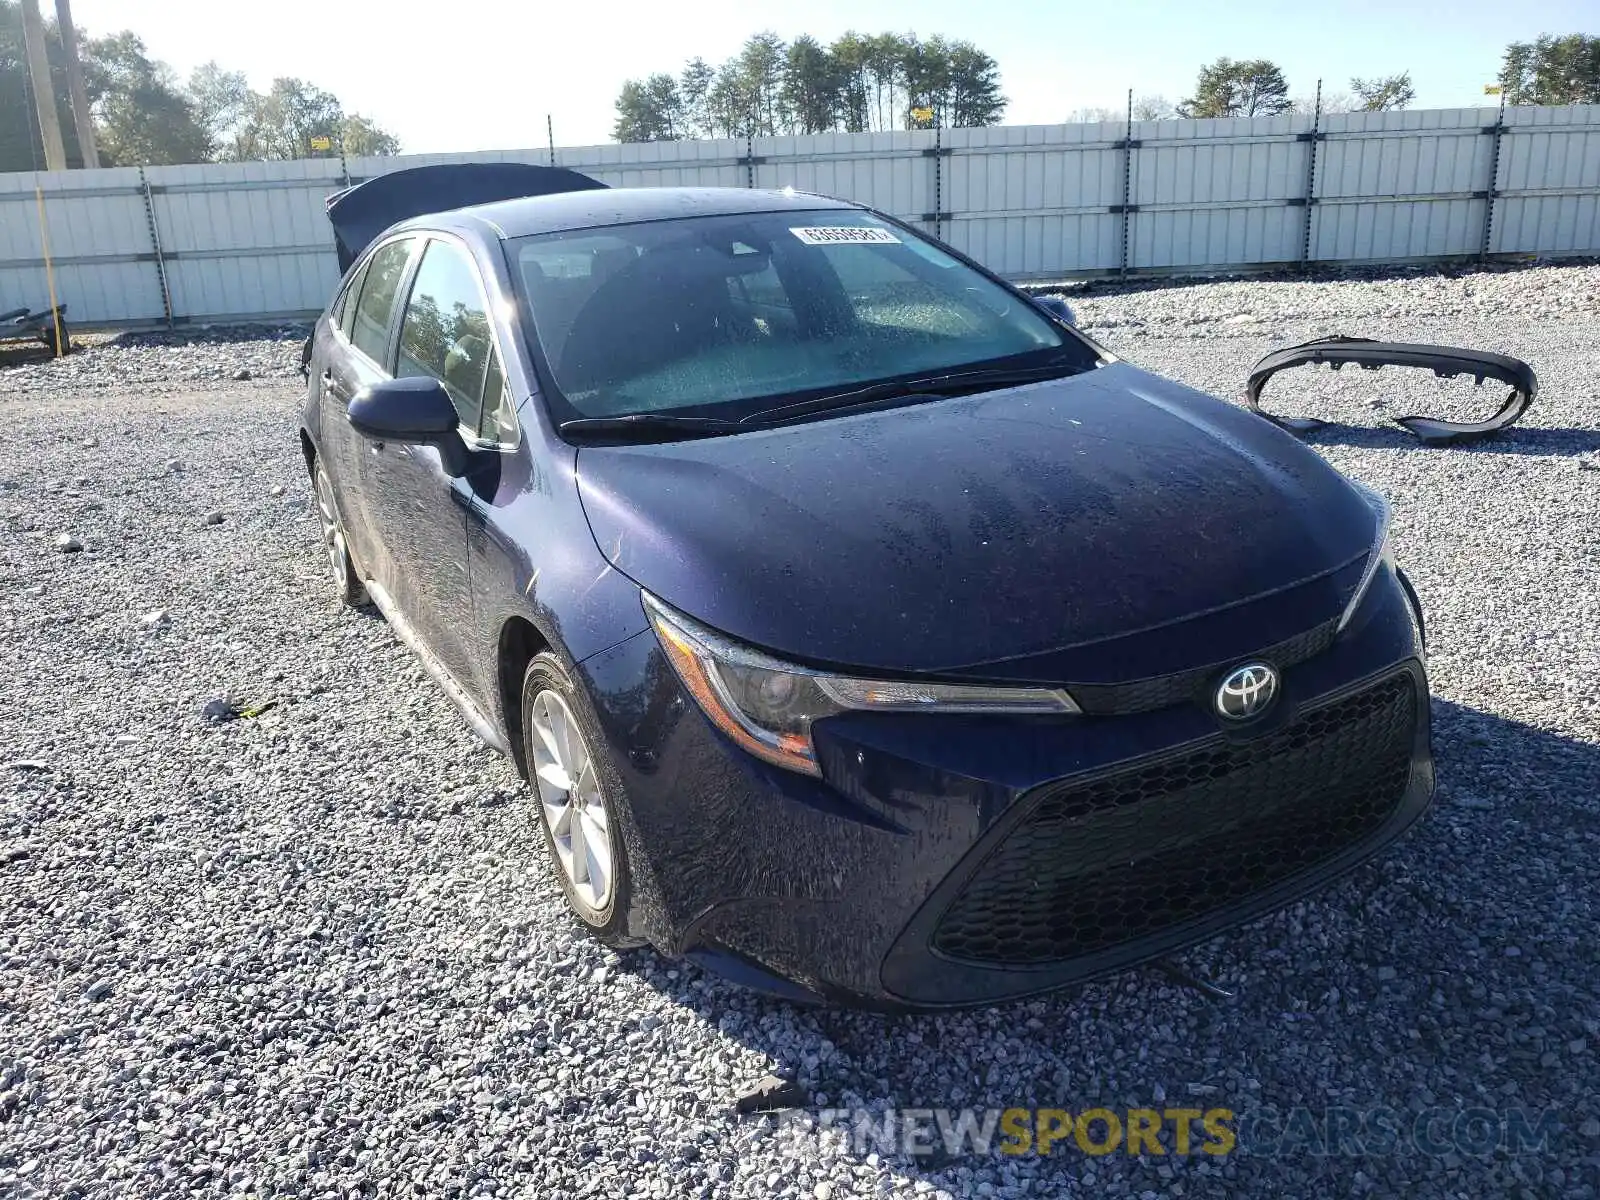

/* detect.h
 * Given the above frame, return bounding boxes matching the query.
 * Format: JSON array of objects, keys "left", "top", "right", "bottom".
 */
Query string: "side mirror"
[
  {"left": 348, "top": 376, "right": 461, "bottom": 442},
  {"left": 347, "top": 376, "right": 471, "bottom": 474},
  {"left": 1033, "top": 295, "right": 1077, "bottom": 327}
]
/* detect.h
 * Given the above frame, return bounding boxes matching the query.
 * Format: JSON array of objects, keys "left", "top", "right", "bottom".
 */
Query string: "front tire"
[{"left": 521, "top": 652, "right": 638, "bottom": 946}]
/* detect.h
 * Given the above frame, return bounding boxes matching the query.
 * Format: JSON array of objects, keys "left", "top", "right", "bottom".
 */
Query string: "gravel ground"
[{"left": 2, "top": 264, "right": 1598, "bottom": 1199}]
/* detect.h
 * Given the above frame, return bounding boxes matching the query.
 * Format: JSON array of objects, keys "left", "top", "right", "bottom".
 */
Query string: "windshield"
[{"left": 507, "top": 209, "right": 1091, "bottom": 424}]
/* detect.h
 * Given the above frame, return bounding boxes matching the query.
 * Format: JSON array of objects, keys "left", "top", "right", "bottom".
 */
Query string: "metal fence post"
[
  {"left": 919, "top": 123, "right": 952, "bottom": 241},
  {"left": 736, "top": 135, "right": 767, "bottom": 188},
  {"left": 1479, "top": 92, "right": 1507, "bottom": 260},
  {"left": 138, "top": 164, "right": 173, "bottom": 327},
  {"left": 1297, "top": 79, "right": 1324, "bottom": 270},
  {"left": 1116, "top": 88, "right": 1137, "bottom": 276}
]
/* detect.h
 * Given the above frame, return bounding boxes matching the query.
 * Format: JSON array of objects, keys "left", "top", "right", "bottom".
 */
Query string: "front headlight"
[
  {"left": 643, "top": 593, "right": 1078, "bottom": 776},
  {"left": 1336, "top": 482, "right": 1396, "bottom": 634}
]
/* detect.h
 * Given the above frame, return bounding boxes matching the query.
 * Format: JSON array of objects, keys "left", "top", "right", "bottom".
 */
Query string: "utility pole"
[
  {"left": 20, "top": 0, "right": 68, "bottom": 171},
  {"left": 55, "top": 0, "right": 99, "bottom": 168}
]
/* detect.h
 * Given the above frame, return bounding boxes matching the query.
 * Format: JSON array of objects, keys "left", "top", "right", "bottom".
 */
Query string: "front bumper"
[{"left": 576, "top": 567, "right": 1434, "bottom": 1009}]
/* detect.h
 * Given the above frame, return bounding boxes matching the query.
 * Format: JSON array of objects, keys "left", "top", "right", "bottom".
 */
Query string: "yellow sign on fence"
[
  {"left": 1483, "top": 85, "right": 1503, "bottom": 96},
  {"left": 310, "top": 135, "right": 333, "bottom": 152},
  {"left": 911, "top": 106, "right": 935, "bottom": 124}
]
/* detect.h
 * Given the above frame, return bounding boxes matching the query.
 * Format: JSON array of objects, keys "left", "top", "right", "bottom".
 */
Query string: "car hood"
[{"left": 574, "top": 362, "right": 1378, "bottom": 683}]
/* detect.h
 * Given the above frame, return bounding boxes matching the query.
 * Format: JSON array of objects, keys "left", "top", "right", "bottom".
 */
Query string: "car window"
[
  {"left": 330, "top": 277, "right": 348, "bottom": 329},
  {"left": 814, "top": 246, "right": 976, "bottom": 337},
  {"left": 350, "top": 238, "right": 415, "bottom": 364},
  {"left": 509, "top": 210, "right": 1083, "bottom": 424},
  {"left": 334, "top": 259, "right": 370, "bottom": 341},
  {"left": 394, "top": 239, "right": 495, "bottom": 429},
  {"left": 479, "top": 345, "right": 518, "bottom": 444},
  {"left": 516, "top": 234, "right": 640, "bottom": 374}
]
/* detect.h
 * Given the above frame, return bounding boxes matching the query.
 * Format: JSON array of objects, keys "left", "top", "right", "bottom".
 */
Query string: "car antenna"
[{"left": 1153, "top": 957, "right": 1236, "bottom": 1001}]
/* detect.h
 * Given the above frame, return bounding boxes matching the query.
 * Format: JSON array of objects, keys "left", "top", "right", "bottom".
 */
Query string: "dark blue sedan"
[{"left": 299, "top": 166, "right": 1433, "bottom": 1009}]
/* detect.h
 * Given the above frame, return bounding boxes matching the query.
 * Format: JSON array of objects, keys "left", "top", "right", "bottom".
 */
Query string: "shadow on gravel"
[
  {"left": 0, "top": 343, "right": 59, "bottom": 369},
  {"left": 635, "top": 697, "right": 1600, "bottom": 1195},
  {"left": 1298, "top": 423, "right": 1600, "bottom": 457}
]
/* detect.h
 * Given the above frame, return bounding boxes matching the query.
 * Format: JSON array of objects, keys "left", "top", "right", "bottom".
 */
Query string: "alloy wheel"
[{"left": 529, "top": 688, "right": 613, "bottom": 912}]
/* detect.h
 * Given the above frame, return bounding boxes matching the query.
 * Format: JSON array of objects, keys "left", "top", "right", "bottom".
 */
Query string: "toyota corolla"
[{"left": 298, "top": 164, "right": 1434, "bottom": 1009}]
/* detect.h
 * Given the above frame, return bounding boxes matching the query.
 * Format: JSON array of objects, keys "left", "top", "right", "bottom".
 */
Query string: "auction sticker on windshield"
[{"left": 790, "top": 226, "right": 902, "bottom": 245}]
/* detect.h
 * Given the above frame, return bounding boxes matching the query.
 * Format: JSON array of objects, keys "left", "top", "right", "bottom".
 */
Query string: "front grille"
[
  {"left": 932, "top": 673, "right": 1417, "bottom": 966},
  {"left": 1069, "top": 617, "right": 1340, "bottom": 716}
]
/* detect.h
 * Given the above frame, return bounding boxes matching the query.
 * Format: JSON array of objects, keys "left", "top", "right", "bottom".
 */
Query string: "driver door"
[{"left": 358, "top": 235, "right": 501, "bottom": 693}]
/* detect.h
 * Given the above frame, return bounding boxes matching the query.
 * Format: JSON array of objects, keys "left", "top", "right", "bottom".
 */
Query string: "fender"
[{"left": 1244, "top": 336, "right": 1538, "bottom": 445}]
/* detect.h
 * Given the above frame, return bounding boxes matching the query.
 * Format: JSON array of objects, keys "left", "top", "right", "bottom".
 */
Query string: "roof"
[{"left": 455, "top": 186, "right": 858, "bottom": 240}]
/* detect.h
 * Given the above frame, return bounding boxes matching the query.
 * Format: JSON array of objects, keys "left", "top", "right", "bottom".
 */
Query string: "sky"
[{"left": 72, "top": 0, "right": 1596, "bottom": 152}]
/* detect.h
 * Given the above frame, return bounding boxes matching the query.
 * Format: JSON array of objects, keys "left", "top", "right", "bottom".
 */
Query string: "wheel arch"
[{"left": 497, "top": 615, "right": 554, "bottom": 780}]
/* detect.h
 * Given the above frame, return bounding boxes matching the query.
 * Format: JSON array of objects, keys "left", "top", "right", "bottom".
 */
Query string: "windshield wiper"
[
  {"left": 741, "top": 361, "right": 1088, "bottom": 427},
  {"left": 560, "top": 360, "right": 1089, "bottom": 441},
  {"left": 559, "top": 414, "right": 745, "bottom": 443}
]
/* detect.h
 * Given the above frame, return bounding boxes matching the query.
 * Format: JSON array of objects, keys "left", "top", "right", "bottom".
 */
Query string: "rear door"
[
  {"left": 318, "top": 235, "right": 421, "bottom": 579},
  {"left": 360, "top": 234, "right": 507, "bottom": 694}
]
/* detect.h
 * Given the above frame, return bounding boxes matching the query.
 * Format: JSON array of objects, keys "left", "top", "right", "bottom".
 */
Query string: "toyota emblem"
[{"left": 1215, "top": 663, "right": 1279, "bottom": 721}]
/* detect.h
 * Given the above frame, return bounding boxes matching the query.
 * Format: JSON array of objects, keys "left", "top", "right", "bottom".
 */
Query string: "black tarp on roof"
[{"left": 325, "top": 163, "right": 608, "bottom": 272}]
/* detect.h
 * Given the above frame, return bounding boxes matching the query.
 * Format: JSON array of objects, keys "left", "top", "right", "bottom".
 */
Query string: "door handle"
[{"left": 322, "top": 370, "right": 350, "bottom": 403}]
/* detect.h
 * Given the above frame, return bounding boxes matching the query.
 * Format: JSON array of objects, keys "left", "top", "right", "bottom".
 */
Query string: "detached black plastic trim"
[{"left": 1244, "top": 335, "right": 1539, "bottom": 445}]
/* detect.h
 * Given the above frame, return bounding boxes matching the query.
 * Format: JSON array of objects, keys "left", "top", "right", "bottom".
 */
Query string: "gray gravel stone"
[{"left": 0, "top": 269, "right": 1596, "bottom": 1198}]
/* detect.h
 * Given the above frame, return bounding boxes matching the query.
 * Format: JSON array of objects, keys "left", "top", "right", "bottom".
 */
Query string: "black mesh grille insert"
[
  {"left": 1069, "top": 618, "right": 1340, "bottom": 716},
  {"left": 931, "top": 673, "right": 1417, "bottom": 966}
]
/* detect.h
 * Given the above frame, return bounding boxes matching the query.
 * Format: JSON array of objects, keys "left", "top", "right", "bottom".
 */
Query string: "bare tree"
[
  {"left": 1132, "top": 94, "right": 1175, "bottom": 120},
  {"left": 1291, "top": 91, "right": 1354, "bottom": 116},
  {"left": 188, "top": 62, "right": 255, "bottom": 158}
]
